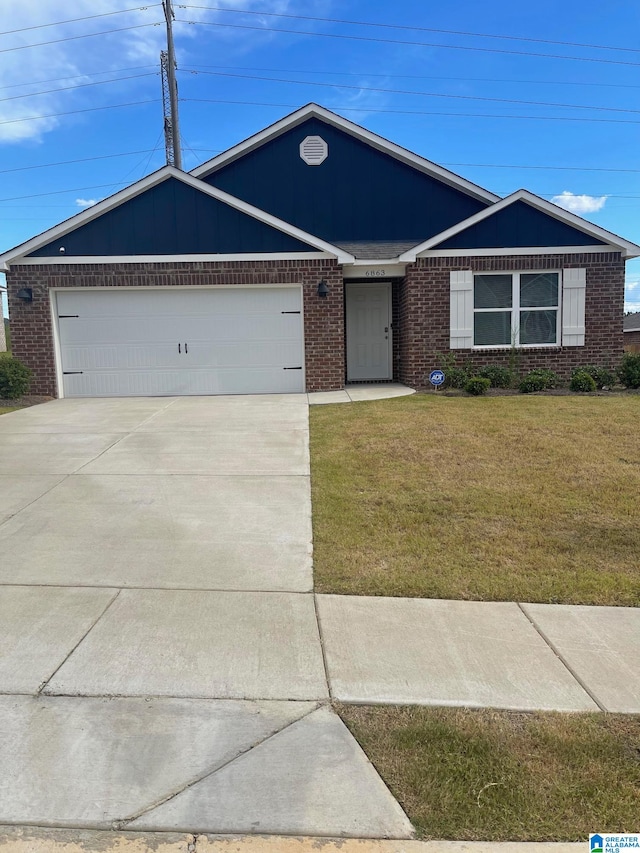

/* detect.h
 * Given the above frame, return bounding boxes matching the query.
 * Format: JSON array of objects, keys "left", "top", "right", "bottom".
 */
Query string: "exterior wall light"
[
  {"left": 17, "top": 288, "right": 33, "bottom": 302},
  {"left": 317, "top": 279, "right": 329, "bottom": 298}
]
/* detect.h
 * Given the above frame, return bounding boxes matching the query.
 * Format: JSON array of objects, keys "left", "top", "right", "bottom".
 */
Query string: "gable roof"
[
  {"left": 624, "top": 312, "right": 640, "bottom": 332},
  {"left": 192, "top": 103, "right": 500, "bottom": 205},
  {"left": 399, "top": 190, "right": 640, "bottom": 260},
  {"left": 0, "top": 166, "right": 355, "bottom": 269}
]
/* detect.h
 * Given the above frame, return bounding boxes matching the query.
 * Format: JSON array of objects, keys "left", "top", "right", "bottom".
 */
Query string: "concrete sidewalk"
[
  {"left": 0, "top": 392, "right": 638, "bottom": 840},
  {"left": 0, "top": 827, "right": 584, "bottom": 853}
]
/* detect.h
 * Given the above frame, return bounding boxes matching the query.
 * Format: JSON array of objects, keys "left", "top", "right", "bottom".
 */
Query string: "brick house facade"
[{"left": 1, "top": 104, "right": 637, "bottom": 398}]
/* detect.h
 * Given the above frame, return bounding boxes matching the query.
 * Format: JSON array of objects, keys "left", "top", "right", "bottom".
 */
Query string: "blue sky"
[{"left": 2, "top": 0, "right": 639, "bottom": 317}]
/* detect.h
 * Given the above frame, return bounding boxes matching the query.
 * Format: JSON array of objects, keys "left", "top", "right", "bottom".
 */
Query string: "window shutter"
[
  {"left": 562, "top": 268, "right": 586, "bottom": 346},
  {"left": 450, "top": 270, "right": 474, "bottom": 348}
]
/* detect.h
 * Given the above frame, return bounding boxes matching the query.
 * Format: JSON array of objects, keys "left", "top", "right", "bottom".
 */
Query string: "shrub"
[
  {"left": 464, "top": 376, "right": 491, "bottom": 396},
  {"left": 477, "top": 365, "right": 514, "bottom": 388},
  {"left": 572, "top": 365, "right": 615, "bottom": 389},
  {"left": 444, "top": 366, "right": 470, "bottom": 389},
  {"left": 0, "top": 355, "right": 32, "bottom": 399},
  {"left": 570, "top": 370, "right": 597, "bottom": 393},
  {"left": 519, "top": 368, "right": 560, "bottom": 394},
  {"left": 617, "top": 353, "right": 640, "bottom": 389}
]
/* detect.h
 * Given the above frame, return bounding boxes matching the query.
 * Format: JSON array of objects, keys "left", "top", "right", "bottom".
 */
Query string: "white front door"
[
  {"left": 346, "top": 283, "right": 392, "bottom": 381},
  {"left": 55, "top": 287, "right": 305, "bottom": 397}
]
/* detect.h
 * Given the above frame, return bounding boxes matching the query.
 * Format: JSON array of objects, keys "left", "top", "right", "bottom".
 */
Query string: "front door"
[{"left": 345, "top": 282, "right": 392, "bottom": 381}]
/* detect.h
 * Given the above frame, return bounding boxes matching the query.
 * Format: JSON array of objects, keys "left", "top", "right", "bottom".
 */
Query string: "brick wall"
[
  {"left": 398, "top": 252, "right": 626, "bottom": 389},
  {"left": 6, "top": 259, "right": 344, "bottom": 396}
]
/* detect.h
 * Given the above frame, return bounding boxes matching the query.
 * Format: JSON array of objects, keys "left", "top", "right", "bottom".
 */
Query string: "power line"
[
  {"left": 0, "top": 5, "right": 162, "bottom": 37},
  {"left": 0, "top": 66, "right": 157, "bottom": 92},
  {"left": 2, "top": 147, "right": 640, "bottom": 176},
  {"left": 0, "top": 150, "right": 163, "bottom": 175},
  {"left": 0, "top": 100, "right": 157, "bottom": 127},
  {"left": 186, "top": 63, "right": 640, "bottom": 92},
  {"left": 180, "top": 5, "right": 640, "bottom": 54},
  {"left": 0, "top": 73, "right": 157, "bottom": 105},
  {"left": 183, "top": 68, "right": 640, "bottom": 116},
  {"left": 0, "top": 22, "right": 164, "bottom": 55},
  {"left": 181, "top": 97, "right": 640, "bottom": 125},
  {"left": 176, "top": 19, "right": 640, "bottom": 68}
]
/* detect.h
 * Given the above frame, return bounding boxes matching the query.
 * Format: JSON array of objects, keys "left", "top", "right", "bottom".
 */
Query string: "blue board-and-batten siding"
[
  {"left": 28, "top": 177, "right": 318, "bottom": 257},
  {"left": 433, "top": 200, "right": 606, "bottom": 250},
  {"left": 204, "top": 117, "right": 490, "bottom": 243}
]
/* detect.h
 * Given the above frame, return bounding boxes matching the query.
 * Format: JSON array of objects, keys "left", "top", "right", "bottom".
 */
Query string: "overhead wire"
[
  {"left": 0, "top": 99, "right": 158, "bottom": 126},
  {"left": 185, "top": 63, "right": 640, "bottom": 91},
  {"left": 0, "top": 22, "right": 164, "bottom": 55},
  {"left": 175, "top": 19, "right": 640, "bottom": 68},
  {"left": 0, "top": 72, "right": 158, "bottom": 105},
  {"left": 181, "top": 97, "right": 640, "bottom": 125},
  {"left": 178, "top": 5, "right": 640, "bottom": 54},
  {"left": 182, "top": 68, "right": 640, "bottom": 116},
  {"left": 0, "top": 5, "right": 162, "bottom": 37},
  {"left": 0, "top": 66, "right": 157, "bottom": 93}
]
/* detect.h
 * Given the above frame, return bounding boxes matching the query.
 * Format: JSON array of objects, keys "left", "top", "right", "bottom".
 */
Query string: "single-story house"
[
  {"left": 624, "top": 312, "right": 640, "bottom": 352},
  {"left": 1, "top": 103, "right": 639, "bottom": 397}
]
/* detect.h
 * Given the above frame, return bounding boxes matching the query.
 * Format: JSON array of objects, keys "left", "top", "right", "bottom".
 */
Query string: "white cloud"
[
  {"left": 75, "top": 198, "right": 99, "bottom": 208},
  {"left": 551, "top": 191, "right": 608, "bottom": 214},
  {"left": 624, "top": 278, "right": 639, "bottom": 313},
  {"left": 0, "top": 0, "right": 299, "bottom": 145}
]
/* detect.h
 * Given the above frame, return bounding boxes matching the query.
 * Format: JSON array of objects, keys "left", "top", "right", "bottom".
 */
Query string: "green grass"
[
  {"left": 338, "top": 704, "right": 640, "bottom": 841},
  {"left": 0, "top": 406, "right": 20, "bottom": 415},
  {"left": 310, "top": 395, "right": 640, "bottom": 605}
]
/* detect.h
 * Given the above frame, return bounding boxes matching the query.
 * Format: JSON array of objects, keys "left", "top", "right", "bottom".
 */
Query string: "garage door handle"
[
  {"left": 178, "top": 343, "right": 181, "bottom": 353},
  {"left": 281, "top": 311, "right": 301, "bottom": 314},
  {"left": 185, "top": 342, "right": 188, "bottom": 354},
  {"left": 283, "top": 366, "right": 302, "bottom": 370}
]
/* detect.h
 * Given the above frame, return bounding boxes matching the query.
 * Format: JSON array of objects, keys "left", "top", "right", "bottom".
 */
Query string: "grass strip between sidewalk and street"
[
  {"left": 310, "top": 395, "right": 640, "bottom": 605},
  {"left": 338, "top": 703, "right": 640, "bottom": 841}
]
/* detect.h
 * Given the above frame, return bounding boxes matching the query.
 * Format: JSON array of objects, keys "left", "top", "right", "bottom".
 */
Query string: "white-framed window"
[
  {"left": 450, "top": 267, "right": 585, "bottom": 350},
  {"left": 473, "top": 271, "right": 560, "bottom": 348}
]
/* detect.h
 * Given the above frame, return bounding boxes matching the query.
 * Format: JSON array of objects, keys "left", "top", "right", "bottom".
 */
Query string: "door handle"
[
  {"left": 178, "top": 343, "right": 181, "bottom": 354},
  {"left": 185, "top": 342, "right": 188, "bottom": 354}
]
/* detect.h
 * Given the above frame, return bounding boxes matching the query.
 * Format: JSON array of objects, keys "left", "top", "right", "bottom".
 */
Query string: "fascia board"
[
  {"left": 0, "top": 165, "right": 354, "bottom": 268},
  {"left": 0, "top": 166, "right": 178, "bottom": 267},
  {"left": 401, "top": 189, "right": 640, "bottom": 260},
  {"left": 191, "top": 103, "right": 499, "bottom": 205}
]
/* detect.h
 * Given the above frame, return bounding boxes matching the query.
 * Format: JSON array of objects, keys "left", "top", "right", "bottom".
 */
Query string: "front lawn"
[
  {"left": 310, "top": 395, "right": 640, "bottom": 605},
  {"left": 338, "top": 704, "right": 640, "bottom": 841},
  {"left": 0, "top": 406, "right": 20, "bottom": 415}
]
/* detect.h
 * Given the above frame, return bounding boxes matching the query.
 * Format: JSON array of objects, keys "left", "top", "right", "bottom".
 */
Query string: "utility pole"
[{"left": 161, "top": 0, "right": 182, "bottom": 169}]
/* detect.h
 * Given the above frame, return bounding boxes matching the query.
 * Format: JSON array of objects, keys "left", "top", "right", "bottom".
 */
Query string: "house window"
[{"left": 473, "top": 272, "right": 560, "bottom": 347}]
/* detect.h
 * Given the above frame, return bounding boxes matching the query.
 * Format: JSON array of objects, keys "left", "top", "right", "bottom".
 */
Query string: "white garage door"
[{"left": 56, "top": 288, "right": 305, "bottom": 397}]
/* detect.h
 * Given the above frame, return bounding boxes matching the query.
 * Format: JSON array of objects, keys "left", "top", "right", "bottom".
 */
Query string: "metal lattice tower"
[
  {"left": 160, "top": 0, "right": 182, "bottom": 169},
  {"left": 160, "top": 50, "right": 176, "bottom": 166}
]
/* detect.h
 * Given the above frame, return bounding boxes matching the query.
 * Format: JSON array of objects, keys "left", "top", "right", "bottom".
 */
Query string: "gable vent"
[{"left": 299, "top": 135, "right": 328, "bottom": 165}]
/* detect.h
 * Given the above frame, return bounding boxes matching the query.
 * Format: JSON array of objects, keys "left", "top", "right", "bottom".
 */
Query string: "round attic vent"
[{"left": 299, "top": 135, "right": 328, "bottom": 165}]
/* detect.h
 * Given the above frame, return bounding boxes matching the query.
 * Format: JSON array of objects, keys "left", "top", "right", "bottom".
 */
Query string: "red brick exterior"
[
  {"left": 6, "top": 252, "right": 626, "bottom": 397},
  {"left": 398, "top": 253, "right": 626, "bottom": 389},
  {"left": 7, "top": 259, "right": 344, "bottom": 397}
]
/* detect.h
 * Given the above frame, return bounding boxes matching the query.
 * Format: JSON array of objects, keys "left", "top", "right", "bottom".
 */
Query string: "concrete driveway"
[{"left": 0, "top": 396, "right": 412, "bottom": 837}]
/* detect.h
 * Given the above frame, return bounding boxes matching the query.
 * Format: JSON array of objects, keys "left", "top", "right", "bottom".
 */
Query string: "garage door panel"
[{"left": 56, "top": 288, "right": 305, "bottom": 397}]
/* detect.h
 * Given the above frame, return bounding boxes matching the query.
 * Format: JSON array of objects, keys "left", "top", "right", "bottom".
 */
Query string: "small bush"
[
  {"left": 570, "top": 370, "right": 597, "bottom": 393},
  {"left": 617, "top": 353, "right": 640, "bottom": 389},
  {"left": 444, "top": 366, "right": 470, "bottom": 389},
  {"left": 464, "top": 376, "right": 491, "bottom": 396},
  {"left": 572, "top": 365, "right": 615, "bottom": 389},
  {"left": 477, "top": 365, "right": 514, "bottom": 388},
  {"left": 0, "top": 356, "right": 32, "bottom": 399},
  {"left": 519, "top": 368, "right": 560, "bottom": 394}
]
